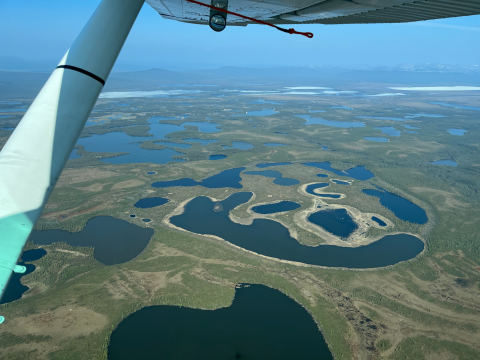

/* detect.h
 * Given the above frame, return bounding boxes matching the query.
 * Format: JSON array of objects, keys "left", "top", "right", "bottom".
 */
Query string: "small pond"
[
  {"left": 243, "top": 170, "right": 300, "bottom": 186},
  {"left": 429, "top": 160, "right": 457, "bottom": 167},
  {"left": 30, "top": 217, "right": 154, "bottom": 265},
  {"left": 152, "top": 167, "right": 245, "bottom": 189},
  {"left": 362, "top": 187, "right": 428, "bottom": 224},
  {"left": 134, "top": 197, "right": 169, "bottom": 208},
  {"left": 209, "top": 154, "right": 227, "bottom": 160},
  {"left": 1, "top": 249, "right": 47, "bottom": 305},
  {"left": 303, "top": 162, "right": 374, "bottom": 181},
  {"left": 447, "top": 129, "right": 467, "bottom": 136},
  {"left": 256, "top": 162, "right": 292, "bottom": 168},
  {"left": 305, "top": 183, "right": 329, "bottom": 196},
  {"left": 317, "top": 174, "right": 328, "bottom": 178},
  {"left": 331, "top": 180, "right": 351, "bottom": 185},
  {"left": 308, "top": 209, "right": 358, "bottom": 239},
  {"left": 296, "top": 114, "right": 365, "bottom": 128},
  {"left": 146, "top": 171, "right": 157, "bottom": 175},
  {"left": 170, "top": 193, "right": 424, "bottom": 268},
  {"left": 108, "top": 284, "right": 333, "bottom": 360},
  {"left": 363, "top": 137, "right": 389, "bottom": 142},
  {"left": 251, "top": 201, "right": 301, "bottom": 214},
  {"left": 403, "top": 125, "right": 420, "bottom": 129},
  {"left": 371, "top": 216, "right": 387, "bottom": 227},
  {"left": 374, "top": 126, "right": 401, "bottom": 137},
  {"left": 222, "top": 141, "right": 253, "bottom": 150}
]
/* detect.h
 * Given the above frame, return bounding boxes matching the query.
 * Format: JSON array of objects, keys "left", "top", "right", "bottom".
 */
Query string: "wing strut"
[{"left": 0, "top": 0, "right": 145, "bottom": 318}]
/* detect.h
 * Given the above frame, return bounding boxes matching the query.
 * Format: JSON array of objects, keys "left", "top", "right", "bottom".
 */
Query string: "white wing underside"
[{"left": 146, "top": 0, "right": 480, "bottom": 25}]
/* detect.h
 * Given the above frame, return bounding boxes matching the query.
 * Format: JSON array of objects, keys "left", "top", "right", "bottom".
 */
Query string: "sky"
[{"left": 1, "top": 0, "right": 479, "bottom": 70}]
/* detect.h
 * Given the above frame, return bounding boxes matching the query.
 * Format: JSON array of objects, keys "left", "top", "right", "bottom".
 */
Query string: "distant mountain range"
[{"left": 1, "top": 62, "right": 480, "bottom": 99}]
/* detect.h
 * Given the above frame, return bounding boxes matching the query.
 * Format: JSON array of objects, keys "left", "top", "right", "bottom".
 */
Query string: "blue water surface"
[{"left": 297, "top": 114, "right": 365, "bottom": 128}]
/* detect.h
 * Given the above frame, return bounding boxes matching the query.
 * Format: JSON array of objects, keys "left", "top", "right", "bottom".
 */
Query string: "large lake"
[
  {"left": 303, "top": 162, "right": 374, "bottom": 181},
  {"left": 152, "top": 167, "right": 246, "bottom": 189},
  {"left": 73, "top": 117, "right": 222, "bottom": 164},
  {"left": 171, "top": 192, "right": 424, "bottom": 268},
  {"left": 108, "top": 284, "right": 333, "bottom": 360},
  {"left": 363, "top": 187, "right": 428, "bottom": 224},
  {"left": 30, "top": 217, "right": 154, "bottom": 265}
]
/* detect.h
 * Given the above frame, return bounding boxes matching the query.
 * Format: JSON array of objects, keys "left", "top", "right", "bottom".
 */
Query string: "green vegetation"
[{"left": 1, "top": 86, "right": 480, "bottom": 359}]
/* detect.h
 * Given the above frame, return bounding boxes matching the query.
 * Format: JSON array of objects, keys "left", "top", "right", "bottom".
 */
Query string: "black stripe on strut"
[{"left": 56, "top": 65, "right": 105, "bottom": 86}]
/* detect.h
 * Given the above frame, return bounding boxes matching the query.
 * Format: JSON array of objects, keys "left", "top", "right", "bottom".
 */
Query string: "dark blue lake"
[
  {"left": 30, "top": 217, "right": 154, "bottom": 265},
  {"left": 243, "top": 170, "right": 300, "bottom": 186},
  {"left": 362, "top": 187, "right": 428, "bottom": 224},
  {"left": 308, "top": 209, "right": 358, "bottom": 239},
  {"left": 209, "top": 154, "right": 227, "bottom": 160},
  {"left": 296, "top": 114, "right": 365, "bottom": 128},
  {"left": 134, "top": 197, "right": 169, "bottom": 208},
  {"left": 251, "top": 201, "right": 301, "bottom": 214},
  {"left": 146, "top": 171, "right": 157, "bottom": 175},
  {"left": 256, "top": 162, "right": 293, "bottom": 168},
  {"left": 305, "top": 183, "right": 329, "bottom": 196},
  {"left": 303, "top": 162, "right": 374, "bottom": 181},
  {"left": 1, "top": 249, "right": 47, "bottom": 305},
  {"left": 429, "top": 160, "right": 457, "bottom": 167},
  {"left": 108, "top": 284, "right": 333, "bottom": 360},
  {"left": 372, "top": 216, "right": 387, "bottom": 227},
  {"left": 170, "top": 193, "right": 424, "bottom": 268},
  {"left": 152, "top": 168, "right": 246, "bottom": 189}
]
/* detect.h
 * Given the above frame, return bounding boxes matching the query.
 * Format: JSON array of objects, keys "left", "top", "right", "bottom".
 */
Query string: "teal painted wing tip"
[{"left": 0, "top": 316, "right": 4, "bottom": 324}]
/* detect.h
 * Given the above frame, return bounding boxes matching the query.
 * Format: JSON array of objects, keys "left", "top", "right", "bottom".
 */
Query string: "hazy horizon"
[{"left": 1, "top": 0, "right": 480, "bottom": 70}]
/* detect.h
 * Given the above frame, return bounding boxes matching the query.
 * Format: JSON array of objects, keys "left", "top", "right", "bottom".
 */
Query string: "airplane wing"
[
  {"left": 146, "top": 0, "right": 480, "bottom": 25},
  {"left": 0, "top": 0, "right": 145, "bottom": 314}
]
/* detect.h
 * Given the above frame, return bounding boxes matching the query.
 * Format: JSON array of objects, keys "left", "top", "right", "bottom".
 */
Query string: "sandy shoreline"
[{"left": 161, "top": 192, "right": 425, "bottom": 270}]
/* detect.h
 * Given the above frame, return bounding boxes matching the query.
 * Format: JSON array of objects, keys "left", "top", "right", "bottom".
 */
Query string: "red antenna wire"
[{"left": 185, "top": 0, "right": 314, "bottom": 39}]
